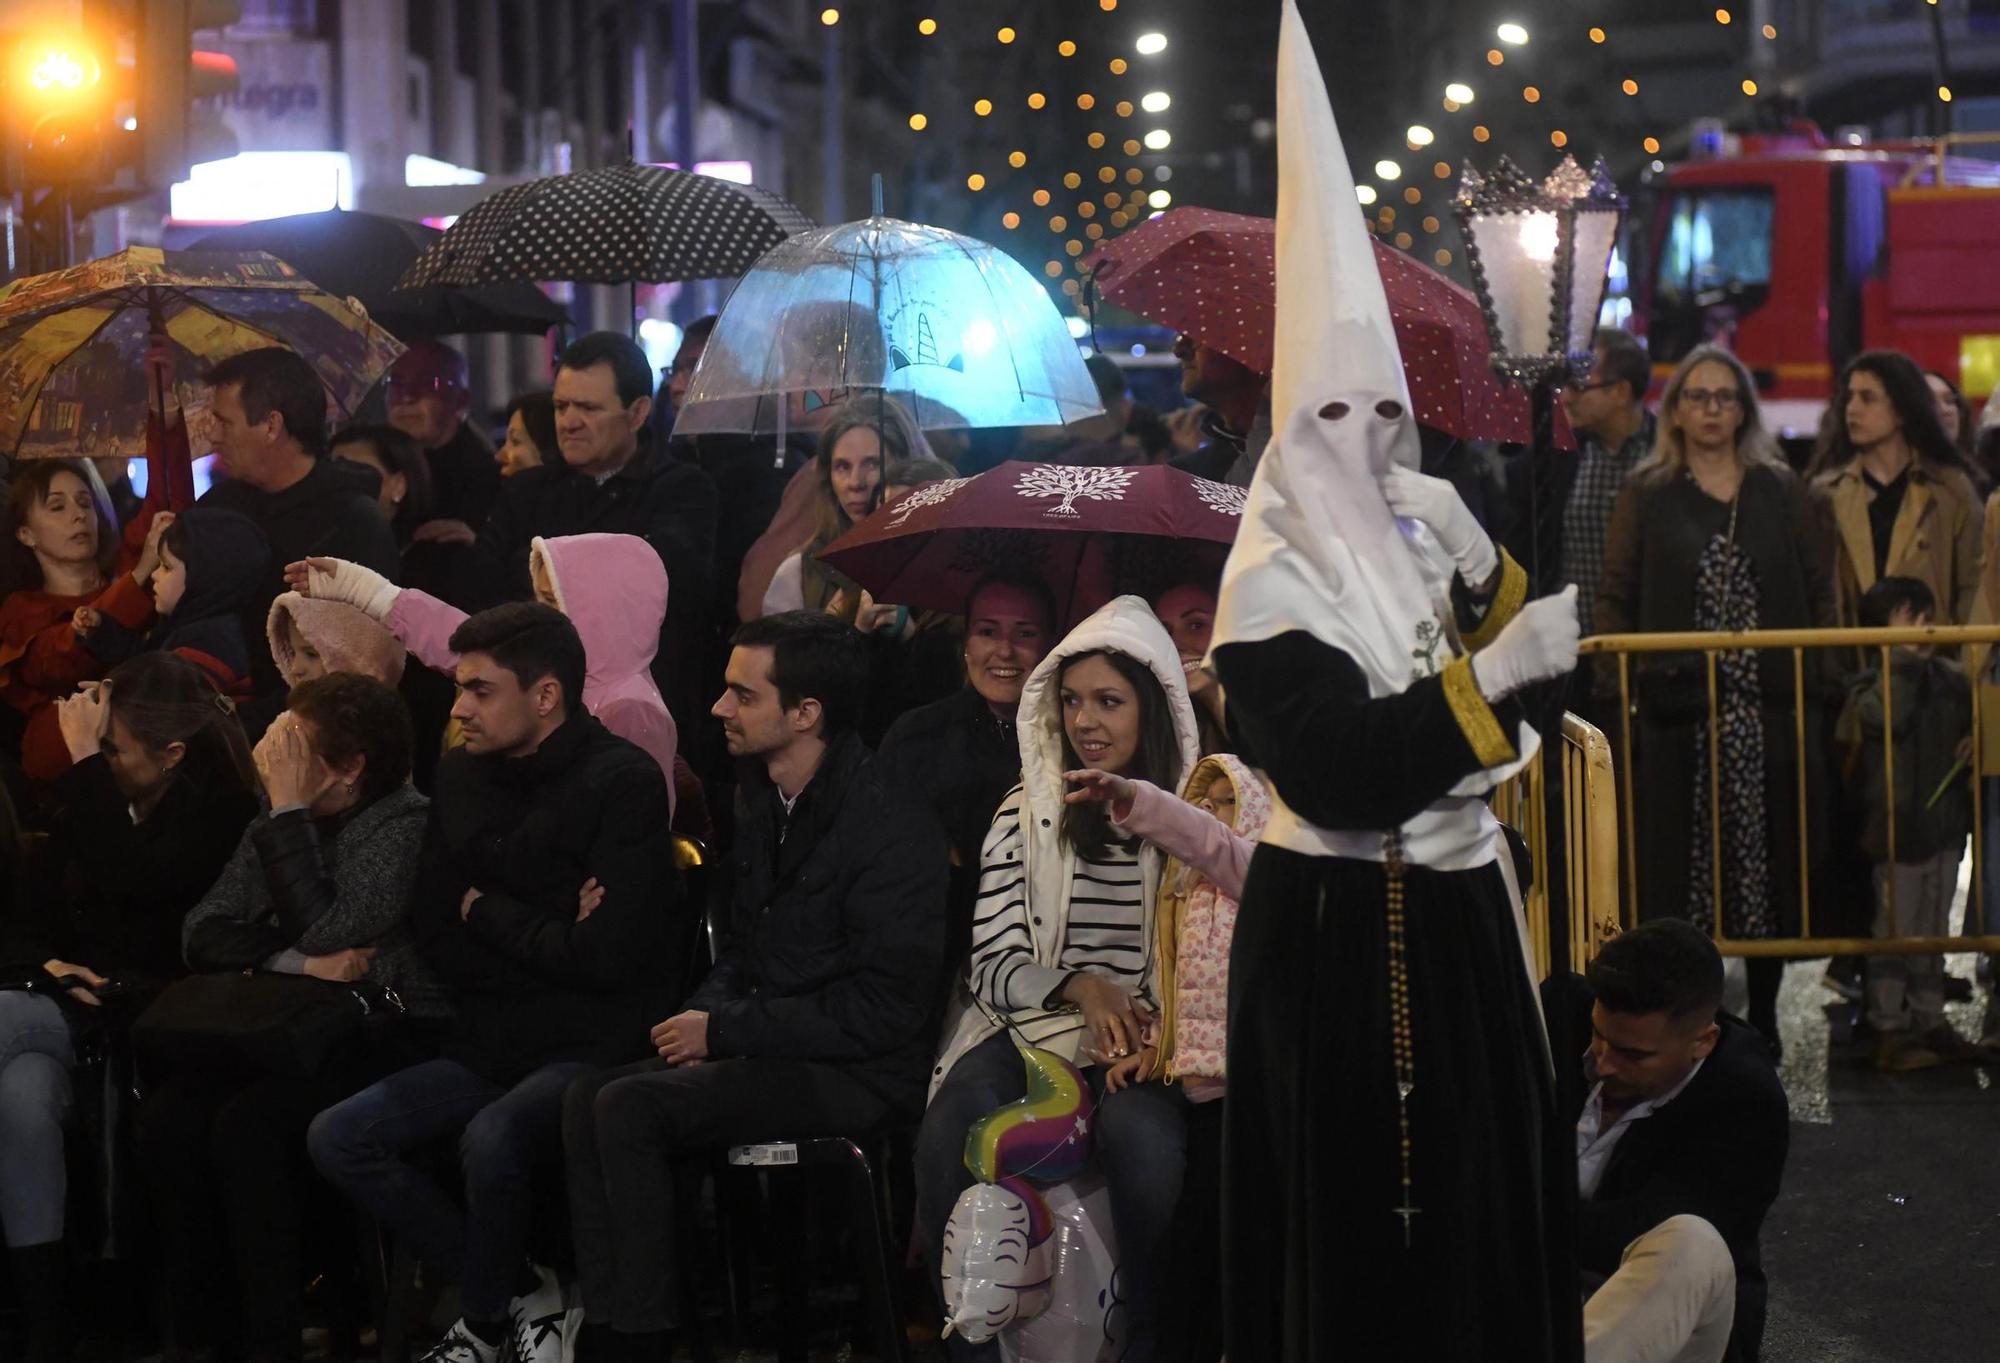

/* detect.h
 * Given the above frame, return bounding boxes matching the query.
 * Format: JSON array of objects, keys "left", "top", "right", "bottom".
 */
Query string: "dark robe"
[{"left": 1213, "top": 625, "right": 1584, "bottom": 1363}]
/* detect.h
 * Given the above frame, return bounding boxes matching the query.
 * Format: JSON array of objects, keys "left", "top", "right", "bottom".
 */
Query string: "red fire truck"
[{"left": 1619, "top": 123, "right": 2000, "bottom": 439}]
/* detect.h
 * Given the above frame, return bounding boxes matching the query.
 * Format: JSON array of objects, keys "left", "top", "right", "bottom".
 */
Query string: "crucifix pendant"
[{"left": 1394, "top": 1192, "right": 1422, "bottom": 1248}]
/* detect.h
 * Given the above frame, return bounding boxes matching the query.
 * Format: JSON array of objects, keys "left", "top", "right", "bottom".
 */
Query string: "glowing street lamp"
[{"left": 1135, "top": 32, "right": 1168, "bottom": 55}]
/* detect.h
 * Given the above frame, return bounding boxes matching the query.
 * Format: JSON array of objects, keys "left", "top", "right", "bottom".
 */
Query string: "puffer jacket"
[
  {"left": 928, "top": 595, "right": 1199, "bottom": 1102},
  {"left": 1127, "top": 754, "right": 1271, "bottom": 1090},
  {"left": 374, "top": 532, "right": 679, "bottom": 815},
  {"left": 181, "top": 785, "right": 450, "bottom": 1018},
  {"left": 686, "top": 729, "right": 947, "bottom": 1115}
]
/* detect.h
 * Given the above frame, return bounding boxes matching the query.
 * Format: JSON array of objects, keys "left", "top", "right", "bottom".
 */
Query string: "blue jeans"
[
  {"left": 0, "top": 990, "right": 75, "bottom": 1248},
  {"left": 916, "top": 1031, "right": 1198, "bottom": 1362},
  {"left": 307, "top": 1057, "right": 590, "bottom": 1321}
]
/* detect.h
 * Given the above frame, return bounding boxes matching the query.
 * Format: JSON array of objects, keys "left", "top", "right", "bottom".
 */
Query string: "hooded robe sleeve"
[{"left": 1215, "top": 631, "right": 1527, "bottom": 831}]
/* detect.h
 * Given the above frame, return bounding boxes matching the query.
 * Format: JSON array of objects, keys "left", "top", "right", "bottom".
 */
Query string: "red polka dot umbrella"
[{"left": 1084, "top": 206, "right": 1573, "bottom": 448}]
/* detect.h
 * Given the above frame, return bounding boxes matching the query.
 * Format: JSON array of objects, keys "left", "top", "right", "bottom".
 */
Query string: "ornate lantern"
[{"left": 1452, "top": 154, "right": 1624, "bottom": 387}]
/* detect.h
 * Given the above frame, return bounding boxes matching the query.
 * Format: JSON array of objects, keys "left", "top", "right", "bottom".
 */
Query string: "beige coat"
[{"left": 1814, "top": 459, "right": 1984, "bottom": 626}]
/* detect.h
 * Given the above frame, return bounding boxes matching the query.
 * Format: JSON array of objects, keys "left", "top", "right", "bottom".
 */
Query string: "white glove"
[
  {"left": 1471, "top": 586, "right": 1580, "bottom": 701},
  {"left": 308, "top": 558, "right": 401, "bottom": 622},
  {"left": 1380, "top": 465, "right": 1499, "bottom": 587}
]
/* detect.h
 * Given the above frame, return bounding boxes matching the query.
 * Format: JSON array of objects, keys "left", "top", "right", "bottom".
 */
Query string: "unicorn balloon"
[{"left": 938, "top": 1037, "right": 1095, "bottom": 1343}]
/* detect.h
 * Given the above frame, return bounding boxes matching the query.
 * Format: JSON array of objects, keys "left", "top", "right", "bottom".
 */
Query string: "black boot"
[{"left": 9, "top": 1240, "right": 72, "bottom": 1363}]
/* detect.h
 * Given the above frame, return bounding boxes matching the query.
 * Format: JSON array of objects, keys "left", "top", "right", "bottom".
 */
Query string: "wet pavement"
[{"left": 1756, "top": 940, "right": 2000, "bottom": 1362}]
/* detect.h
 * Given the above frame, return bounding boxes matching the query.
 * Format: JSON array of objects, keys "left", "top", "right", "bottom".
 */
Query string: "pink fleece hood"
[
  {"left": 529, "top": 534, "right": 679, "bottom": 793},
  {"left": 267, "top": 592, "right": 408, "bottom": 687}
]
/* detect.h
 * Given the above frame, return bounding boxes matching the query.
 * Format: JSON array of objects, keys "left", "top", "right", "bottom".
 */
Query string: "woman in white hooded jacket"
[{"left": 917, "top": 595, "right": 1199, "bottom": 1362}]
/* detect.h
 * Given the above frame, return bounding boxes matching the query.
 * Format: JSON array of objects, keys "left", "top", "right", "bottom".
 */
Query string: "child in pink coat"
[{"left": 1063, "top": 752, "right": 1272, "bottom": 1098}]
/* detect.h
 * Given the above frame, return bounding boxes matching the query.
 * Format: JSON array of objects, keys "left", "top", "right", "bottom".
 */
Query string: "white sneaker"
[
  {"left": 418, "top": 1320, "right": 500, "bottom": 1363},
  {"left": 506, "top": 1263, "right": 573, "bottom": 1363}
]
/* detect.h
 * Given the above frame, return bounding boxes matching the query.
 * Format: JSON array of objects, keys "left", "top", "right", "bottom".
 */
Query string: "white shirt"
[{"left": 1575, "top": 1055, "right": 1705, "bottom": 1200}]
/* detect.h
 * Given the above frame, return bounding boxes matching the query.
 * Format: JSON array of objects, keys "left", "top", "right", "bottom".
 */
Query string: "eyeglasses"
[
  {"left": 1572, "top": 379, "right": 1621, "bottom": 394},
  {"left": 387, "top": 376, "right": 463, "bottom": 400},
  {"left": 1677, "top": 387, "right": 1742, "bottom": 411}
]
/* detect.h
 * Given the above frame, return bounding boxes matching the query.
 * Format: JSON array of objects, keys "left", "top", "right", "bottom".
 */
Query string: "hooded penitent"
[
  {"left": 929, "top": 593, "right": 1200, "bottom": 1101},
  {"left": 1210, "top": 0, "right": 1536, "bottom": 875},
  {"left": 267, "top": 591, "right": 408, "bottom": 688}
]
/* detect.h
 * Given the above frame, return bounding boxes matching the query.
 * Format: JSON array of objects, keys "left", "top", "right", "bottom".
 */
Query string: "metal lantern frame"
[{"left": 1452, "top": 154, "right": 1625, "bottom": 388}]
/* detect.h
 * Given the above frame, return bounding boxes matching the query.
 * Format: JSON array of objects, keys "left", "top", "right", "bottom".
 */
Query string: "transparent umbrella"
[{"left": 672, "top": 214, "right": 1102, "bottom": 436}]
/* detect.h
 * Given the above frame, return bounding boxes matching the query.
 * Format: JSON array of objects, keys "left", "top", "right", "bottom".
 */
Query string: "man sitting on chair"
[{"left": 563, "top": 610, "right": 948, "bottom": 1363}]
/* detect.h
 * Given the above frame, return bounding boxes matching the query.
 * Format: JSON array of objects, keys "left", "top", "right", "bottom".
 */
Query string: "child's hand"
[
  {"left": 1102, "top": 1045, "right": 1159, "bottom": 1094},
  {"left": 1063, "top": 768, "right": 1139, "bottom": 823},
  {"left": 71, "top": 607, "right": 100, "bottom": 635},
  {"left": 133, "top": 510, "right": 175, "bottom": 584}
]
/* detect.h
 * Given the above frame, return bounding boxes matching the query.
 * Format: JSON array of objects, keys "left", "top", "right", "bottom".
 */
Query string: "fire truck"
[{"left": 1618, "top": 122, "right": 2000, "bottom": 439}]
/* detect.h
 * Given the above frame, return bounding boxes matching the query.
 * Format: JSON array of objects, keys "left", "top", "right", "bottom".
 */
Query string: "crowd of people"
[{"left": 0, "top": 293, "right": 1980, "bottom": 1363}]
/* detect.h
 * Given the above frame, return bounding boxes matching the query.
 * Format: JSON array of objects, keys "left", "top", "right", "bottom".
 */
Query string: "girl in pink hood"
[
  {"left": 1064, "top": 752, "right": 1272, "bottom": 1099},
  {"left": 284, "top": 534, "right": 685, "bottom": 821}
]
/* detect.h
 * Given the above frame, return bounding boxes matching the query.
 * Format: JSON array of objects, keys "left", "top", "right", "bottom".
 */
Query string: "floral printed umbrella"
[
  {"left": 817, "top": 459, "right": 1245, "bottom": 622},
  {"left": 1084, "top": 205, "right": 1573, "bottom": 448},
  {"left": 0, "top": 246, "right": 405, "bottom": 498}
]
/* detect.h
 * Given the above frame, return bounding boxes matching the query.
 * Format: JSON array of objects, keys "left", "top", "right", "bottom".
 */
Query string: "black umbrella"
[
  {"left": 188, "top": 209, "right": 570, "bottom": 338},
  {"left": 395, "top": 161, "right": 815, "bottom": 288}
]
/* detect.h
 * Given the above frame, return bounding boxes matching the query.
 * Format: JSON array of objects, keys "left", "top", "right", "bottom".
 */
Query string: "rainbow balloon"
[{"left": 963, "top": 1040, "right": 1095, "bottom": 1238}]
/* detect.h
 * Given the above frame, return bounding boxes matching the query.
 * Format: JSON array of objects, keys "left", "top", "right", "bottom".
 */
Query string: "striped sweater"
[{"left": 969, "top": 783, "right": 1154, "bottom": 1019}]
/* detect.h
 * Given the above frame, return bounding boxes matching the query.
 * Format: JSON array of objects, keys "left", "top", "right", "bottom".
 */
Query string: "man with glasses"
[
  {"left": 1170, "top": 332, "right": 1270, "bottom": 485},
  {"left": 1558, "top": 328, "right": 1655, "bottom": 639},
  {"left": 387, "top": 339, "right": 502, "bottom": 534}
]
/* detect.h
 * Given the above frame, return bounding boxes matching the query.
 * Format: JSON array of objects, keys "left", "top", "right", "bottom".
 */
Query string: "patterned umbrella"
[
  {"left": 817, "top": 459, "right": 1244, "bottom": 622},
  {"left": 1084, "top": 206, "right": 1572, "bottom": 448},
  {"left": 396, "top": 162, "right": 815, "bottom": 288},
  {"left": 0, "top": 246, "right": 405, "bottom": 497}
]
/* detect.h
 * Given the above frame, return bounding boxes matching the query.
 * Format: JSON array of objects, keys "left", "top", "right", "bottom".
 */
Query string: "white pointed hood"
[{"left": 1211, "top": 0, "right": 1537, "bottom": 862}]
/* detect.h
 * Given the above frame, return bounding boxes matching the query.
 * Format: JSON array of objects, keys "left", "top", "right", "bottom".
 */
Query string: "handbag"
[{"left": 132, "top": 970, "right": 405, "bottom": 1077}]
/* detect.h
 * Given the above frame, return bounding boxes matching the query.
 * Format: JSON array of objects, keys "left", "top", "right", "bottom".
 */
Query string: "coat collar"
[{"left": 1825, "top": 460, "right": 1936, "bottom": 592}]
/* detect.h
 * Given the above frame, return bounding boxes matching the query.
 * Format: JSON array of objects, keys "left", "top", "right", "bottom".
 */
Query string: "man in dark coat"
[
  {"left": 563, "top": 610, "right": 947, "bottom": 1362},
  {"left": 461, "top": 332, "right": 719, "bottom": 743},
  {"left": 308, "top": 604, "right": 681, "bottom": 1363},
  {"left": 196, "top": 347, "right": 404, "bottom": 694},
  {"left": 387, "top": 339, "right": 502, "bottom": 532},
  {"left": 1168, "top": 332, "right": 1268, "bottom": 483},
  {"left": 1553, "top": 920, "right": 1790, "bottom": 1363}
]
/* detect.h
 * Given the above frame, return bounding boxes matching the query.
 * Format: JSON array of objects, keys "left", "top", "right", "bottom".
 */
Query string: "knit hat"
[{"left": 267, "top": 591, "right": 407, "bottom": 687}]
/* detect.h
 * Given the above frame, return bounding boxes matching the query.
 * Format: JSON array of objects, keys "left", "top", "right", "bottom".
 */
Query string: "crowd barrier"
[{"left": 1502, "top": 626, "right": 2000, "bottom": 966}]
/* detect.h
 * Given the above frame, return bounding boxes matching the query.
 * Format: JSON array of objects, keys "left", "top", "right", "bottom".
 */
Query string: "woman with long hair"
[
  {"left": 760, "top": 396, "right": 930, "bottom": 621},
  {"left": 1598, "top": 345, "right": 1838, "bottom": 1052},
  {"left": 1808, "top": 350, "right": 1983, "bottom": 626},
  {"left": 0, "top": 652, "right": 260, "bottom": 1361},
  {"left": 918, "top": 595, "right": 1200, "bottom": 1361},
  {"left": 0, "top": 461, "right": 172, "bottom": 787}
]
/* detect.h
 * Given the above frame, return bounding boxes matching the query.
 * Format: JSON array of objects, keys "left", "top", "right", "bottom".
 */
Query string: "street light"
[
  {"left": 1452, "top": 153, "right": 1622, "bottom": 385},
  {"left": 1144, "top": 128, "right": 1171, "bottom": 150},
  {"left": 1445, "top": 82, "right": 1475, "bottom": 104},
  {"left": 1374, "top": 158, "right": 1403, "bottom": 180},
  {"left": 1407, "top": 124, "right": 1435, "bottom": 148},
  {"left": 1141, "top": 91, "right": 1171, "bottom": 113},
  {"left": 1496, "top": 21, "right": 1529, "bottom": 45}
]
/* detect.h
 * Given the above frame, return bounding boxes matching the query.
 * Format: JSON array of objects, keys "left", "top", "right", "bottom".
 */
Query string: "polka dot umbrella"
[
  {"left": 396, "top": 162, "right": 815, "bottom": 288},
  {"left": 1084, "top": 206, "right": 1572, "bottom": 448}
]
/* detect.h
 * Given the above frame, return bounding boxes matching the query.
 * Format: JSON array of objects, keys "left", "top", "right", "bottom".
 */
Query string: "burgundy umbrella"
[
  {"left": 1084, "top": 205, "right": 1573, "bottom": 448},
  {"left": 817, "top": 460, "right": 1245, "bottom": 623}
]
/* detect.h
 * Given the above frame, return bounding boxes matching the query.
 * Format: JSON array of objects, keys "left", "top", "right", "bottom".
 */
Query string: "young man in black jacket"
[
  {"left": 308, "top": 604, "right": 681, "bottom": 1363},
  {"left": 563, "top": 611, "right": 948, "bottom": 1363},
  {"left": 1560, "top": 920, "right": 1790, "bottom": 1363}
]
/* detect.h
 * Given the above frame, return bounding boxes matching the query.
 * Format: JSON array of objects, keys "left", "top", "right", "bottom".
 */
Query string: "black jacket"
[
  {"left": 1556, "top": 977, "right": 1790, "bottom": 1363},
  {"left": 472, "top": 437, "right": 720, "bottom": 734},
  {"left": 412, "top": 713, "right": 683, "bottom": 1083},
  {"left": 875, "top": 687, "right": 1020, "bottom": 988},
  {"left": 425, "top": 420, "right": 502, "bottom": 529},
  {"left": 199, "top": 457, "right": 404, "bottom": 694},
  {"left": 687, "top": 731, "right": 948, "bottom": 1116},
  {"left": 6, "top": 750, "right": 258, "bottom": 986}
]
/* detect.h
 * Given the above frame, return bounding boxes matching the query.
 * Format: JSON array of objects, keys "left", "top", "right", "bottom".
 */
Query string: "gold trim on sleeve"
[
  {"left": 1460, "top": 549, "right": 1529, "bottom": 650},
  {"left": 1441, "top": 655, "right": 1517, "bottom": 768}
]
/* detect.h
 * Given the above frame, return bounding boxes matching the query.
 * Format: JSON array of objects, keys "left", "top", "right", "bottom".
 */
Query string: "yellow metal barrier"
[
  {"left": 1496, "top": 712, "right": 1623, "bottom": 976},
  {"left": 1579, "top": 624, "right": 2000, "bottom": 958}
]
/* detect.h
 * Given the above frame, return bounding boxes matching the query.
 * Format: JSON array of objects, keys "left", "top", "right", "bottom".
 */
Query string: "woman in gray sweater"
[{"left": 140, "top": 673, "right": 449, "bottom": 1362}]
